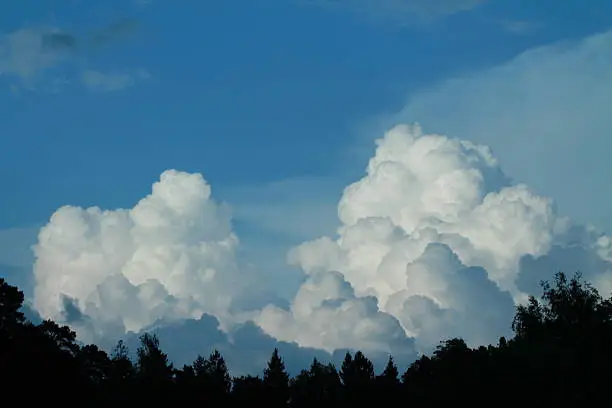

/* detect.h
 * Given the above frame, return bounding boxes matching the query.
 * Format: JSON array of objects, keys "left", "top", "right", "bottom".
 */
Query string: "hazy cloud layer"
[{"left": 388, "top": 28, "right": 612, "bottom": 235}]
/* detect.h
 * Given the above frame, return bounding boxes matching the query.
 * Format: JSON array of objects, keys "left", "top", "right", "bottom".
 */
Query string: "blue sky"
[
  {"left": 2, "top": 0, "right": 611, "bottom": 230},
  {"left": 1, "top": 0, "right": 612, "bottom": 374}
]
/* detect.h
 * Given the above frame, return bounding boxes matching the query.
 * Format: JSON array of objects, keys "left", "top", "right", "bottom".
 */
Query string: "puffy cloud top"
[
  {"left": 33, "top": 170, "right": 240, "bottom": 340},
  {"left": 284, "top": 124, "right": 610, "bottom": 352}
]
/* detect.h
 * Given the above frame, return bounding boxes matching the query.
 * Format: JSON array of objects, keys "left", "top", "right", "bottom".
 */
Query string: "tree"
[
  {"left": 378, "top": 355, "right": 400, "bottom": 386},
  {"left": 136, "top": 333, "right": 173, "bottom": 382},
  {"left": 512, "top": 272, "right": 611, "bottom": 341},
  {"left": 339, "top": 352, "right": 352, "bottom": 385},
  {"left": 340, "top": 351, "right": 374, "bottom": 387},
  {"left": 340, "top": 351, "right": 375, "bottom": 404},
  {"left": 263, "top": 348, "right": 290, "bottom": 407},
  {"left": 38, "top": 319, "right": 79, "bottom": 355},
  {"left": 0, "top": 278, "right": 25, "bottom": 333},
  {"left": 232, "top": 375, "right": 265, "bottom": 405},
  {"left": 78, "top": 344, "right": 111, "bottom": 385},
  {"left": 191, "top": 349, "right": 232, "bottom": 400},
  {"left": 511, "top": 272, "right": 612, "bottom": 403},
  {"left": 290, "top": 358, "right": 341, "bottom": 408},
  {"left": 109, "top": 340, "right": 135, "bottom": 382}
]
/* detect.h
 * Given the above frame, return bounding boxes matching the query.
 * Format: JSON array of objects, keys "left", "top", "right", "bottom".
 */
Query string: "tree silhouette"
[
  {"left": 135, "top": 333, "right": 174, "bottom": 405},
  {"left": 0, "top": 278, "right": 25, "bottom": 333},
  {"left": 340, "top": 351, "right": 375, "bottom": 404},
  {"left": 263, "top": 348, "right": 290, "bottom": 407},
  {"left": 233, "top": 375, "right": 265, "bottom": 405},
  {"left": 183, "top": 349, "right": 232, "bottom": 403},
  {"left": 378, "top": 355, "right": 400, "bottom": 386},
  {"left": 136, "top": 333, "right": 173, "bottom": 380},
  {"left": 290, "top": 357, "right": 341, "bottom": 408},
  {"left": 1, "top": 269, "right": 611, "bottom": 406}
]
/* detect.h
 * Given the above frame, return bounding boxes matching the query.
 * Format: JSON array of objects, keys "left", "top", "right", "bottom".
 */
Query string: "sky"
[{"left": 1, "top": 0, "right": 612, "bottom": 375}]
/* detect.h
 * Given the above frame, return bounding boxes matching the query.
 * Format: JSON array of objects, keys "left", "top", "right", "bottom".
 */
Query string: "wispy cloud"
[
  {"left": 88, "top": 19, "right": 140, "bottom": 48},
  {"left": 499, "top": 19, "right": 540, "bottom": 35},
  {"left": 298, "top": 0, "right": 487, "bottom": 23},
  {"left": 0, "top": 19, "right": 145, "bottom": 93},
  {"left": 0, "top": 27, "right": 76, "bottom": 80},
  {"left": 81, "top": 68, "right": 150, "bottom": 93}
]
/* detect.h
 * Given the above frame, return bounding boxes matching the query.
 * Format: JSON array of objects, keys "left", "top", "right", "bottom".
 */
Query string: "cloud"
[
  {"left": 27, "top": 92, "right": 612, "bottom": 369},
  {"left": 122, "top": 314, "right": 332, "bottom": 376},
  {"left": 298, "top": 0, "right": 486, "bottom": 23},
  {"left": 255, "top": 270, "right": 416, "bottom": 357},
  {"left": 0, "top": 20, "right": 144, "bottom": 92},
  {"left": 283, "top": 124, "right": 611, "bottom": 353},
  {"left": 0, "top": 27, "right": 76, "bottom": 81},
  {"left": 32, "top": 170, "right": 244, "bottom": 340},
  {"left": 499, "top": 20, "right": 540, "bottom": 35},
  {"left": 88, "top": 19, "right": 140, "bottom": 48},
  {"left": 31, "top": 168, "right": 415, "bottom": 364},
  {"left": 81, "top": 69, "right": 150, "bottom": 93},
  {"left": 28, "top": 125, "right": 612, "bottom": 368},
  {"left": 120, "top": 313, "right": 413, "bottom": 376},
  {"left": 387, "top": 28, "right": 612, "bottom": 235}
]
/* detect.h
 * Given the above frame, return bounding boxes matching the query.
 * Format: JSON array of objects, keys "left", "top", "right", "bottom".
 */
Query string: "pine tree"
[{"left": 263, "top": 348, "right": 290, "bottom": 407}]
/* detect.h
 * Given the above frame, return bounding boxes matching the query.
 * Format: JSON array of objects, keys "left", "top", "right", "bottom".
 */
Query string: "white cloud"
[
  {"left": 280, "top": 124, "right": 611, "bottom": 353},
  {"left": 255, "top": 270, "right": 415, "bottom": 356},
  {"left": 27, "top": 124, "right": 612, "bottom": 362},
  {"left": 31, "top": 169, "right": 415, "bottom": 358},
  {"left": 33, "top": 170, "right": 242, "bottom": 340},
  {"left": 25, "top": 29, "right": 612, "bottom": 363},
  {"left": 29, "top": 124, "right": 612, "bottom": 359}
]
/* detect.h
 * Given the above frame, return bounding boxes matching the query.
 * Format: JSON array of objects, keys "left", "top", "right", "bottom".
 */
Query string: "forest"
[{"left": 1, "top": 271, "right": 610, "bottom": 406}]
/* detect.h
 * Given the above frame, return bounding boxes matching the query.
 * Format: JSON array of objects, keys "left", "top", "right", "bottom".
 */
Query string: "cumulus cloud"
[
  {"left": 281, "top": 124, "right": 611, "bottom": 353},
  {"left": 29, "top": 127, "right": 612, "bottom": 367},
  {"left": 256, "top": 270, "right": 415, "bottom": 357},
  {"left": 33, "top": 170, "right": 243, "bottom": 341},
  {"left": 31, "top": 169, "right": 413, "bottom": 361}
]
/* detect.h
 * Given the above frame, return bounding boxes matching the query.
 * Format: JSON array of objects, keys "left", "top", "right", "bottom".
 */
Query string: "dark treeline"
[{"left": 1, "top": 271, "right": 611, "bottom": 406}]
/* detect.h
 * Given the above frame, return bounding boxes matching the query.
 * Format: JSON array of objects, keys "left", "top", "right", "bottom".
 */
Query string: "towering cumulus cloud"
[
  {"left": 31, "top": 125, "right": 612, "bottom": 361},
  {"left": 257, "top": 124, "right": 612, "bottom": 353},
  {"left": 33, "top": 170, "right": 242, "bottom": 341}
]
